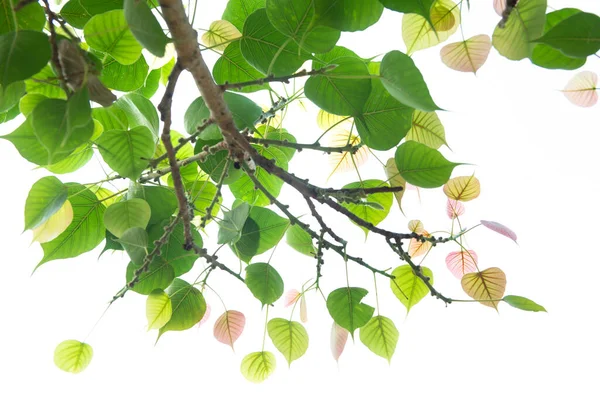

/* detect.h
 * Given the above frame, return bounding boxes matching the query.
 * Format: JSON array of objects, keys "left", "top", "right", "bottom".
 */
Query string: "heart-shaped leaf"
[
  {"left": 443, "top": 175, "right": 481, "bottom": 202},
  {"left": 240, "top": 351, "right": 276, "bottom": 383},
  {"left": 440, "top": 34, "right": 492, "bottom": 73},
  {"left": 54, "top": 340, "right": 93, "bottom": 374},
  {"left": 214, "top": 310, "right": 246, "bottom": 349},
  {"left": 445, "top": 250, "right": 478, "bottom": 279},
  {"left": 267, "top": 318, "right": 309, "bottom": 366},
  {"left": 245, "top": 263, "right": 284, "bottom": 306},
  {"left": 326, "top": 287, "right": 374, "bottom": 337},
  {"left": 359, "top": 316, "right": 399, "bottom": 363},
  {"left": 562, "top": 71, "right": 598, "bottom": 108},
  {"left": 146, "top": 289, "right": 172, "bottom": 330},
  {"left": 462, "top": 267, "right": 507, "bottom": 310},
  {"left": 390, "top": 265, "right": 433, "bottom": 314}
]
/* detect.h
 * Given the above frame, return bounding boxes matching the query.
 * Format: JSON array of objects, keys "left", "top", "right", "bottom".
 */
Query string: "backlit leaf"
[
  {"left": 95, "top": 126, "right": 156, "bottom": 180},
  {"left": 480, "top": 220, "right": 517, "bottom": 243},
  {"left": 503, "top": 295, "right": 547, "bottom": 312},
  {"left": 146, "top": 289, "right": 172, "bottom": 330},
  {"left": 201, "top": 20, "right": 242, "bottom": 51},
  {"left": 284, "top": 289, "right": 301, "bottom": 308},
  {"left": 408, "top": 220, "right": 424, "bottom": 234},
  {"left": 240, "top": 351, "right": 276, "bottom": 383},
  {"left": 402, "top": 0, "right": 461, "bottom": 55},
  {"left": 84, "top": 10, "right": 142, "bottom": 65},
  {"left": 533, "top": 12, "right": 600, "bottom": 58},
  {"left": 300, "top": 296, "right": 307, "bottom": 323},
  {"left": 461, "top": 267, "right": 506, "bottom": 309},
  {"left": 214, "top": 310, "right": 246, "bottom": 349},
  {"left": 245, "top": 263, "right": 284, "bottom": 306},
  {"left": 395, "top": 141, "right": 460, "bottom": 188},
  {"left": 31, "top": 200, "right": 73, "bottom": 244},
  {"left": 492, "top": 0, "right": 546, "bottom": 61},
  {"left": 390, "top": 265, "right": 433, "bottom": 313},
  {"left": 158, "top": 279, "right": 207, "bottom": 338},
  {"left": 103, "top": 198, "right": 151, "bottom": 238},
  {"left": 326, "top": 287, "right": 374, "bottom": 337},
  {"left": 286, "top": 224, "right": 316, "bottom": 256},
  {"left": 562, "top": 71, "right": 598, "bottom": 108},
  {"left": 446, "top": 198, "right": 465, "bottom": 219},
  {"left": 267, "top": 318, "right": 309, "bottom": 366},
  {"left": 54, "top": 340, "right": 93, "bottom": 374},
  {"left": 0, "top": 30, "right": 51, "bottom": 87},
  {"left": 445, "top": 250, "right": 478, "bottom": 279},
  {"left": 340, "top": 179, "right": 393, "bottom": 236},
  {"left": 408, "top": 232, "right": 432, "bottom": 258},
  {"left": 24, "top": 176, "right": 68, "bottom": 231},
  {"left": 317, "top": 110, "right": 351, "bottom": 131},
  {"left": 359, "top": 316, "right": 399, "bottom": 363},
  {"left": 443, "top": 175, "right": 481, "bottom": 201},
  {"left": 440, "top": 34, "right": 492, "bottom": 73},
  {"left": 384, "top": 158, "right": 407, "bottom": 214},
  {"left": 330, "top": 322, "right": 349, "bottom": 361},
  {"left": 406, "top": 110, "right": 447, "bottom": 149},
  {"left": 124, "top": 0, "right": 169, "bottom": 57},
  {"left": 117, "top": 227, "right": 148, "bottom": 265},
  {"left": 328, "top": 130, "right": 369, "bottom": 178}
]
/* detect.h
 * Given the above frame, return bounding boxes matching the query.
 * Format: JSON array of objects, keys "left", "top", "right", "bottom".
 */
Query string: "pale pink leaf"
[
  {"left": 563, "top": 71, "right": 598, "bottom": 108},
  {"left": 409, "top": 231, "right": 432, "bottom": 258},
  {"left": 330, "top": 322, "right": 349, "bottom": 362},
  {"left": 446, "top": 199, "right": 465, "bottom": 219},
  {"left": 284, "top": 289, "right": 301, "bottom": 307},
  {"left": 213, "top": 310, "right": 245, "bottom": 349},
  {"left": 300, "top": 295, "right": 308, "bottom": 323},
  {"left": 480, "top": 220, "right": 517, "bottom": 243},
  {"left": 445, "top": 250, "right": 478, "bottom": 279},
  {"left": 197, "top": 303, "right": 211, "bottom": 327},
  {"left": 440, "top": 35, "right": 492, "bottom": 74},
  {"left": 493, "top": 0, "right": 505, "bottom": 15}
]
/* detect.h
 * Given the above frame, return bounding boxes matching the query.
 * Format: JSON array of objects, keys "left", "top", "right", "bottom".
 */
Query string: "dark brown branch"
[
  {"left": 40, "top": 0, "right": 63, "bottom": 86},
  {"left": 219, "top": 66, "right": 336, "bottom": 91},
  {"left": 304, "top": 196, "right": 347, "bottom": 245},
  {"left": 200, "top": 157, "right": 230, "bottom": 227}
]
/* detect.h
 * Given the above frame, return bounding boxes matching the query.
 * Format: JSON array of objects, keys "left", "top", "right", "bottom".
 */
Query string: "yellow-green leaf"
[
  {"left": 84, "top": 10, "right": 142, "bottom": 65},
  {"left": 54, "top": 340, "right": 93, "bottom": 374},
  {"left": 201, "top": 20, "right": 242, "bottom": 51},
  {"left": 327, "top": 130, "right": 368, "bottom": 179},
  {"left": 390, "top": 265, "right": 433, "bottom": 313},
  {"left": 492, "top": 0, "right": 546, "bottom": 61},
  {"left": 267, "top": 318, "right": 309, "bottom": 366},
  {"left": 31, "top": 200, "right": 73, "bottom": 243},
  {"left": 406, "top": 110, "right": 447, "bottom": 149},
  {"left": 359, "top": 315, "right": 399, "bottom": 362},
  {"left": 316, "top": 109, "right": 351, "bottom": 131},
  {"left": 384, "top": 158, "right": 407, "bottom": 214},
  {"left": 461, "top": 267, "right": 506, "bottom": 310},
  {"left": 241, "top": 351, "right": 276, "bottom": 383},
  {"left": 146, "top": 289, "right": 172, "bottom": 330},
  {"left": 103, "top": 198, "right": 151, "bottom": 238},
  {"left": 402, "top": 0, "right": 461, "bottom": 55},
  {"left": 443, "top": 175, "right": 481, "bottom": 202}
]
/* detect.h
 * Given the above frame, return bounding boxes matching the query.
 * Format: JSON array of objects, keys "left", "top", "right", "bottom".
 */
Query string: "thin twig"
[
  {"left": 218, "top": 66, "right": 336, "bottom": 91},
  {"left": 149, "top": 118, "right": 215, "bottom": 167},
  {"left": 247, "top": 136, "right": 364, "bottom": 154},
  {"left": 191, "top": 244, "right": 245, "bottom": 283},
  {"left": 200, "top": 157, "right": 230, "bottom": 227}
]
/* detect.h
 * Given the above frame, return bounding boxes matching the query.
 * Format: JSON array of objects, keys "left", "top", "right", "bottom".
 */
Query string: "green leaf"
[
  {"left": 355, "top": 67, "right": 413, "bottom": 150},
  {"left": 218, "top": 202, "right": 251, "bottom": 244},
  {"left": 266, "top": 0, "right": 314, "bottom": 39},
  {"left": 126, "top": 260, "right": 174, "bottom": 294},
  {"left": 340, "top": 179, "right": 393, "bottom": 236},
  {"left": 80, "top": 0, "right": 124, "bottom": 15},
  {"left": 54, "top": 340, "right": 93, "bottom": 374},
  {"left": 84, "top": 10, "right": 142, "bottom": 65},
  {"left": 38, "top": 183, "right": 106, "bottom": 268},
  {"left": 327, "top": 287, "right": 374, "bottom": 337},
  {"left": 45, "top": 144, "right": 94, "bottom": 174},
  {"left": 492, "top": 0, "right": 546, "bottom": 61},
  {"left": 136, "top": 68, "right": 161, "bottom": 98},
  {"left": 533, "top": 11, "right": 600, "bottom": 58},
  {"left": 222, "top": 0, "right": 265, "bottom": 31},
  {"left": 124, "top": 0, "right": 169, "bottom": 57},
  {"left": 379, "top": 0, "right": 435, "bottom": 25},
  {"left": 245, "top": 262, "right": 284, "bottom": 306},
  {"left": 531, "top": 8, "right": 586, "bottom": 70},
  {"left": 267, "top": 318, "right": 309, "bottom": 366},
  {"left": 95, "top": 126, "right": 156, "bottom": 180},
  {"left": 213, "top": 41, "right": 269, "bottom": 93},
  {"left": 315, "top": 0, "right": 384, "bottom": 32},
  {"left": 259, "top": 126, "right": 297, "bottom": 162},
  {"left": 0, "top": 30, "right": 51, "bottom": 87},
  {"left": 406, "top": 110, "right": 447, "bottom": 149},
  {"left": 313, "top": 45, "right": 360, "bottom": 69},
  {"left": 187, "top": 179, "right": 221, "bottom": 223},
  {"left": 99, "top": 55, "right": 149, "bottom": 92},
  {"left": 240, "top": 351, "right": 276, "bottom": 383},
  {"left": 160, "top": 57, "right": 174, "bottom": 85},
  {"left": 117, "top": 227, "right": 148, "bottom": 265},
  {"left": 132, "top": 185, "right": 178, "bottom": 225},
  {"left": 19, "top": 93, "right": 47, "bottom": 117},
  {"left": 394, "top": 141, "right": 460, "bottom": 188},
  {"left": 0, "top": 102, "right": 19, "bottom": 123},
  {"left": 60, "top": 0, "right": 93, "bottom": 29},
  {"left": 285, "top": 224, "right": 316, "bottom": 257},
  {"left": 0, "top": 80, "right": 25, "bottom": 112},
  {"left": 146, "top": 289, "right": 173, "bottom": 330},
  {"left": 158, "top": 278, "right": 207, "bottom": 339},
  {"left": 241, "top": 8, "right": 309, "bottom": 76},
  {"left": 359, "top": 316, "right": 399, "bottom": 362},
  {"left": 145, "top": 219, "right": 202, "bottom": 276},
  {"left": 390, "top": 265, "right": 433, "bottom": 313},
  {"left": 92, "top": 105, "right": 128, "bottom": 131},
  {"left": 305, "top": 56, "right": 372, "bottom": 116},
  {"left": 0, "top": 0, "right": 45, "bottom": 33},
  {"left": 232, "top": 206, "right": 289, "bottom": 262},
  {"left": 25, "top": 65, "right": 66, "bottom": 99},
  {"left": 1, "top": 118, "right": 49, "bottom": 165},
  {"left": 503, "top": 295, "right": 547, "bottom": 312},
  {"left": 380, "top": 50, "right": 440, "bottom": 112},
  {"left": 104, "top": 198, "right": 151, "bottom": 238},
  {"left": 24, "top": 176, "right": 68, "bottom": 231}
]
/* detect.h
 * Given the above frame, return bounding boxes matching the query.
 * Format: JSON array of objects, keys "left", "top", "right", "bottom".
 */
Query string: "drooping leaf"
[
  {"left": 406, "top": 110, "right": 447, "bottom": 149},
  {"left": 330, "top": 322, "right": 349, "bottom": 361},
  {"left": 231, "top": 206, "right": 289, "bottom": 262},
  {"left": 390, "top": 265, "right": 433, "bottom": 314},
  {"left": 267, "top": 318, "right": 309, "bottom": 366},
  {"left": 327, "top": 130, "right": 369, "bottom": 178},
  {"left": 440, "top": 34, "right": 492, "bottom": 73},
  {"left": 104, "top": 199, "right": 151, "bottom": 238},
  {"left": 201, "top": 20, "right": 241, "bottom": 51},
  {"left": 99, "top": 55, "right": 149, "bottom": 92},
  {"left": 326, "top": 287, "right": 374, "bottom": 337},
  {"left": 158, "top": 278, "right": 207, "bottom": 338},
  {"left": 54, "top": 340, "right": 93, "bottom": 374},
  {"left": 384, "top": 158, "right": 407, "bottom": 214},
  {"left": 24, "top": 176, "right": 68, "bottom": 231},
  {"left": 443, "top": 175, "right": 480, "bottom": 201},
  {"left": 314, "top": 0, "right": 384, "bottom": 32},
  {"left": 214, "top": 310, "right": 246, "bottom": 349},
  {"left": 285, "top": 224, "right": 316, "bottom": 256},
  {"left": 395, "top": 141, "right": 460, "bottom": 188},
  {"left": 95, "top": 126, "right": 155, "bottom": 180},
  {"left": 218, "top": 202, "right": 251, "bottom": 245},
  {"left": 0, "top": 30, "right": 51, "bottom": 87},
  {"left": 31, "top": 200, "right": 74, "bottom": 244},
  {"left": 117, "top": 227, "right": 148, "bottom": 265},
  {"left": 380, "top": 50, "right": 440, "bottom": 112},
  {"left": 445, "top": 250, "right": 478, "bottom": 279},
  {"left": 284, "top": 289, "right": 301, "bottom": 307},
  {"left": 402, "top": 0, "right": 461, "bottom": 55},
  {"left": 492, "top": 0, "right": 546, "bottom": 61},
  {"left": 340, "top": 179, "right": 393, "bottom": 236},
  {"left": 359, "top": 316, "right": 399, "bottom": 363},
  {"left": 124, "top": 0, "right": 169, "bottom": 57},
  {"left": 461, "top": 267, "right": 506, "bottom": 310},
  {"left": 480, "top": 220, "right": 517, "bottom": 243},
  {"left": 562, "top": 71, "right": 598, "bottom": 108},
  {"left": 146, "top": 219, "right": 203, "bottom": 276},
  {"left": 240, "top": 351, "right": 276, "bottom": 383},
  {"left": 300, "top": 295, "right": 308, "bottom": 323},
  {"left": 503, "top": 295, "right": 547, "bottom": 312},
  {"left": 146, "top": 289, "right": 172, "bottom": 330},
  {"left": 132, "top": 185, "right": 178, "bottom": 226},
  {"left": 379, "top": 0, "right": 435, "bottom": 24},
  {"left": 92, "top": 106, "right": 128, "bottom": 131},
  {"left": 533, "top": 12, "right": 600, "bottom": 58},
  {"left": 114, "top": 93, "right": 159, "bottom": 138},
  {"left": 245, "top": 262, "right": 284, "bottom": 306},
  {"left": 126, "top": 260, "right": 174, "bottom": 295},
  {"left": 84, "top": 9, "right": 142, "bottom": 65},
  {"left": 408, "top": 233, "right": 432, "bottom": 258},
  {"left": 446, "top": 198, "right": 465, "bottom": 219}
]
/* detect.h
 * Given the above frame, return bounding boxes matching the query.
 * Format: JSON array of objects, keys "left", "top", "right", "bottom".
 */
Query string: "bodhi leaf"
[
  {"left": 408, "top": 233, "right": 432, "bottom": 258},
  {"left": 326, "top": 287, "right": 374, "bottom": 337},
  {"left": 492, "top": 0, "right": 546, "bottom": 61},
  {"left": 340, "top": 179, "right": 393, "bottom": 236},
  {"left": 447, "top": 198, "right": 465, "bottom": 219},
  {"left": 406, "top": 110, "right": 447, "bottom": 149},
  {"left": 54, "top": 340, "right": 93, "bottom": 374},
  {"left": 146, "top": 220, "right": 203, "bottom": 276},
  {"left": 267, "top": 318, "right": 309, "bottom": 366},
  {"left": 395, "top": 141, "right": 460, "bottom": 188},
  {"left": 232, "top": 206, "right": 289, "bottom": 262},
  {"left": 95, "top": 126, "right": 155, "bottom": 180},
  {"left": 440, "top": 34, "right": 492, "bottom": 74},
  {"left": 158, "top": 278, "right": 207, "bottom": 339},
  {"left": 445, "top": 250, "right": 478, "bottom": 279},
  {"left": 218, "top": 202, "right": 251, "bottom": 245},
  {"left": 314, "top": 0, "right": 384, "bottom": 32},
  {"left": 379, "top": 0, "right": 435, "bottom": 25},
  {"left": 146, "top": 289, "right": 172, "bottom": 330},
  {"left": 99, "top": 55, "right": 149, "bottom": 92},
  {"left": 213, "top": 41, "right": 269, "bottom": 93},
  {"left": 240, "top": 351, "right": 276, "bottom": 383},
  {"left": 562, "top": 71, "right": 598, "bottom": 108},
  {"left": 222, "top": 0, "right": 265, "bottom": 31},
  {"left": 0, "top": 30, "right": 51, "bottom": 87},
  {"left": 24, "top": 176, "right": 68, "bottom": 231},
  {"left": 359, "top": 316, "right": 399, "bottom": 363},
  {"left": 390, "top": 265, "right": 433, "bottom": 314},
  {"left": 331, "top": 322, "right": 349, "bottom": 362},
  {"left": 443, "top": 175, "right": 480, "bottom": 202},
  {"left": 408, "top": 220, "right": 425, "bottom": 234},
  {"left": 124, "top": 0, "right": 169, "bottom": 57},
  {"left": 327, "top": 130, "right": 369, "bottom": 179},
  {"left": 245, "top": 262, "right": 284, "bottom": 306},
  {"left": 201, "top": 20, "right": 241, "bottom": 51},
  {"left": 125, "top": 260, "right": 174, "bottom": 295},
  {"left": 0, "top": 0, "right": 45, "bottom": 33},
  {"left": 60, "top": 0, "right": 93, "bottom": 29},
  {"left": 117, "top": 227, "right": 148, "bottom": 265},
  {"left": 402, "top": 0, "right": 461, "bottom": 55},
  {"left": 480, "top": 220, "right": 518, "bottom": 243},
  {"left": 286, "top": 224, "right": 316, "bottom": 257},
  {"left": 503, "top": 295, "right": 547, "bottom": 312},
  {"left": 380, "top": 50, "right": 440, "bottom": 112},
  {"left": 533, "top": 12, "right": 600, "bottom": 58},
  {"left": 131, "top": 185, "right": 178, "bottom": 226},
  {"left": 114, "top": 93, "right": 159, "bottom": 138},
  {"left": 214, "top": 310, "right": 246, "bottom": 349},
  {"left": 84, "top": 10, "right": 142, "bottom": 65},
  {"left": 31, "top": 200, "right": 74, "bottom": 244},
  {"left": 461, "top": 267, "right": 507, "bottom": 310},
  {"left": 0, "top": 81, "right": 25, "bottom": 113},
  {"left": 384, "top": 158, "right": 407, "bottom": 214}
]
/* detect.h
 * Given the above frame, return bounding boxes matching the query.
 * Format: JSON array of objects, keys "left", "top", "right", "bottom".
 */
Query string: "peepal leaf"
[
  {"left": 0, "top": 30, "right": 51, "bottom": 87},
  {"left": 245, "top": 263, "right": 284, "bottom": 306},
  {"left": 24, "top": 176, "right": 68, "bottom": 231},
  {"left": 443, "top": 175, "right": 480, "bottom": 201},
  {"left": 440, "top": 35, "right": 492, "bottom": 73},
  {"left": 286, "top": 224, "right": 316, "bottom": 256},
  {"left": 446, "top": 198, "right": 465, "bottom": 219},
  {"left": 103, "top": 198, "right": 151, "bottom": 238},
  {"left": 492, "top": 0, "right": 546, "bottom": 61},
  {"left": 384, "top": 158, "right": 407, "bottom": 214},
  {"left": 445, "top": 250, "right": 478, "bottom": 279},
  {"left": 54, "top": 340, "right": 93, "bottom": 374},
  {"left": 390, "top": 265, "right": 433, "bottom": 313},
  {"left": 124, "top": 0, "right": 170, "bottom": 57},
  {"left": 158, "top": 279, "right": 207, "bottom": 339},
  {"left": 201, "top": 20, "right": 241, "bottom": 51},
  {"left": 480, "top": 220, "right": 517, "bottom": 243},
  {"left": 241, "top": 351, "right": 276, "bottom": 383},
  {"left": 402, "top": 0, "right": 461, "bottom": 55},
  {"left": 461, "top": 267, "right": 506, "bottom": 309},
  {"left": 503, "top": 295, "right": 547, "bottom": 312},
  {"left": 395, "top": 141, "right": 460, "bottom": 188},
  {"left": 562, "top": 71, "right": 598, "bottom": 108},
  {"left": 406, "top": 110, "right": 447, "bottom": 149},
  {"left": 330, "top": 322, "right": 349, "bottom": 361},
  {"left": 214, "top": 310, "right": 246, "bottom": 349},
  {"left": 84, "top": 10, "right": 142, "bottom": 65},
  {"left": 31, "top": 200, "right": 74, "bottom": 244},
  {"left": 146, "top": 289, "right": 172, "bottom": 330},
  {"left": 533, "top": 12, "right": 600, "bottom": 58},
  {"left": 359, "top": 316, "right": 399, "bottom": 363},
  {"left": 267, "top": 318, "right": 309, "bottom": 366},
  {"left": 326, "top": 287, "right": 374, "bottom": 337},
  {"left": 96, "top": 126, "right": 156, "bottom": 180}
]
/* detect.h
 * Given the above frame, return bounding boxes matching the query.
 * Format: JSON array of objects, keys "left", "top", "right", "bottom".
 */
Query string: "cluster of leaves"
[{"left": 2, "top": 0, "right": 596, "bottom": 382}]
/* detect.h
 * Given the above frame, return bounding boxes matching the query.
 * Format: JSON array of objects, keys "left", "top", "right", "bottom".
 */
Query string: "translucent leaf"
[
  {"left": 317, "top": 109, "right": 351, "bottom": 131},
  {"left": 562, "top": 71, "right": 598, "bottom": 108},
  {"left": 445, "top": 250, "right": 478, "bottom": 279},
  {"left": 201, "top": 20, "right": 242, "bottom": 51},
  {"left": 146, "top": 289, "right": 172, "bottom": 330},
  {"left": 406, "top": 110, "right": 447, "bottom": 149},
  {"left": 117, "top": 227, "right": 148, "bottom": 265},
  {"left": 54, "top": 340, "right": 93, "bottom": 374},
  {"left": 402, "top": 0, "right": 461, "bottom": 55},
  {"left": 503, "top": 295, "right": 547, "bottom": 312},
  {"left": 384, "top": 158, "right": 407, "bottom": 214},
  {"left": 480, "top": 220, "right": 517, "bottom": 243},
  {"left": 330, "top": 322, "right": 349, "bottom": 362},
  {"left": 394, "top": 141, "right": 460, "bottom": 188},
  {"left": 24, "top": 176, "right": 68, "bottom": 230},
  {"left": 359, "top": 316, "right": 399, "bottom": 362},
  {"left": 245, "top": 263, "right": 285, "bottom": 306},
  {"left": 286, "top": 224, "right": 317, "bottom": 257},
  {"left": 158, "top": 279, "right": 206, "bottom": 339},
  {"left": 214, "top": 310, "right": 245, "bottom": 349},
  {"left": 440, "top": 34, "right": 492, "bottom": 73},
  {"left": 408, "top": 220, "right": 424, "bottom": 234},
  {"left": 300, "top": 295, "right": 308, "bottom": 323},
  {"left": 327, "top": 287, "right": 374, "bottom": 337},
  {"left": 240, "top": 351, "right": 276, "bottom": 383},
  {"left": 533, "top": 12, "right": 600, "bottom": 58},
  {"left": 218, "top": 202, "right": 251, "bottom": 245},
  {"left": 267, "top": 318, "right": 309, "bottom": 366},
  {"left": 95, "top": 126, "right": 156, "bottom": 180},
  {"left": 124, "top": 0, "right": 169, "bottom": 57},
  {"left": 328, "top": 130, "right": 369, "bottom": 178},
  {"left": 461, "top": 267, "right": 507, "bottom": 309},
  {"left": 446, "top": 198, "right": 465, "bottom": 219},
  {"left": 103, "top": 198, "right": 151, "bottom": 238},
  {"left": 284, "top": 289, "right": 301, "bottom": 307},
  {"left": 408, "top": 233, "right": 432, "bottom": 258},
  {"left": 390, "top": 265, "right": 433, "bottom": 314},
  {"left": 443, "top": 175, "right": 481, "bottom": 202},
  {"left": 493, "top": 0, "right": 506, "bottom": 15},
  {"left": 198, "top": 303, "right": 211, "bottom": 327},
  {"left": 31, "top": 200, "right": 73, "bottom": 243},
  {"left": 340, "top": 179, "right": 393, "bottom": 236},
  {"left": 84, "top": 10, "right": 142, "bottom": 65},
  {"left": 492, "top": 0, "right": 546, "bottom": 61}
]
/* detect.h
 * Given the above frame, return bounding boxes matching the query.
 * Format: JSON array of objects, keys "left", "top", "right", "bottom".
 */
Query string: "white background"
[{"left": 1, "top": 1, "right": 599, "bottom": 399}]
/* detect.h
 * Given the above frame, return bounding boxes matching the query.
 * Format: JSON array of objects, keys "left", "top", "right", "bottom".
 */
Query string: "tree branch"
[
  {"left": 218, "top": 66, "right": 336, "bottom": 91},
  {"left": 149, "top": 118, "right": 215, "bottom": 168},
  {"left": 247, "top": 136, "right": 364, "bottom": 154}
]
